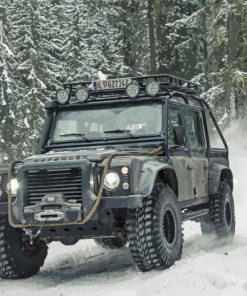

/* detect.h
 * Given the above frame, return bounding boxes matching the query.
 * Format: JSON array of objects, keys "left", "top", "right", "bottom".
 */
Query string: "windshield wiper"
[
  {"left": 59, "top": 133, "right": 89, "bottom": 141},
  {"left": 103, "top": 129, "right": 136, "bottom": 138}
]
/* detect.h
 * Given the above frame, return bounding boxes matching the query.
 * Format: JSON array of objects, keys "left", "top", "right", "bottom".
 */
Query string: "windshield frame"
[{"left": 46, "top": 98, "right": 166, "bottom": 149}]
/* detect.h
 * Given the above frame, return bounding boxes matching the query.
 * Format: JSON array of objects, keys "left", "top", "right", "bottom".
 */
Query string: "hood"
[{"left": 24, "top": 149, "right": 118, "bottom": 164}]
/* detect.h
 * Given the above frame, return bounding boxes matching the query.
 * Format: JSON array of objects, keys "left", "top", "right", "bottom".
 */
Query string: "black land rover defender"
[{"left": 0, "top": 74, "right": 235, "bottom": 279}]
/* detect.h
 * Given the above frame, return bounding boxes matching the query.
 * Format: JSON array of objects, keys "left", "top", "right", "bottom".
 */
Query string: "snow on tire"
[
  {"left": 127, "top": 183, "right": 183, "bottom": 272},
  {"left": 0, "top": 215, "right": 48, "bottom": 279}
]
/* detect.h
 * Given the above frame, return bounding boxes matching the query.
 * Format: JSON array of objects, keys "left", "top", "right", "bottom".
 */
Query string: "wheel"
[
  {"left": 94, "top": 237, "right": 127, "bottom": 249},
  {"left": 127, "top": 183, "right": 183, "bottom": 272},
  {"left": 201, "top": 181, "right": 235, "bottom": 241},
  {"left": 0, "top": 215, "right": 48, "bottom": 279}
]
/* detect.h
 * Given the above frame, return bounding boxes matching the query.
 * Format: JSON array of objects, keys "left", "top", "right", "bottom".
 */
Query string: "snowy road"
[{"left": 1, "top": 124, "right": 247, "bottom": 296}]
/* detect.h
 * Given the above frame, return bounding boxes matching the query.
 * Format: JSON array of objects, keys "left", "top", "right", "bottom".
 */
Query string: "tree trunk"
[{"left": 147, "top": 0, "right": 156, "bottom": 73}]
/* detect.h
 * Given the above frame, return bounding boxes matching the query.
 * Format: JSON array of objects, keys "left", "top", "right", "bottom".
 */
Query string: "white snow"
[
  {"left": 1, "top": 121, "right": 247, "bottom": 295},
  {"left": 98, "top": 71, "right": 108, "bottom": 80}
]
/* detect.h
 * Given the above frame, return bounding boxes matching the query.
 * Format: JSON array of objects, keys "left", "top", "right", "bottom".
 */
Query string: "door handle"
[{"left": 187, "top": 165, "right": 193, "bottom": 171}]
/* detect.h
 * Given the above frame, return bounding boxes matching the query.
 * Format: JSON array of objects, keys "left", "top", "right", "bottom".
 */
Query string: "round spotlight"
[
  {"left": 56, "top": 89, "right": 69, "bottom": 104},
  {"left": 75, "top": 87, "right": 89, "bottom": 103},
  {"left": 126, "top": 82, "right": 140, "bottom": 99},
  {"left": 145, "top": 81, "right": 160, "bottom": 97}
]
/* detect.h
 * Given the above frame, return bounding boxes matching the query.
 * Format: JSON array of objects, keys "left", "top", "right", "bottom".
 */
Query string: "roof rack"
[{"left": 63, "top": 74, "right": 199, "bottom": 99}]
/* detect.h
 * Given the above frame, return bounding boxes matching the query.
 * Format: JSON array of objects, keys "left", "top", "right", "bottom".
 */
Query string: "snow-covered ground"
[{"left": 1, "top": 122, "right": 247, "bottom": 296}]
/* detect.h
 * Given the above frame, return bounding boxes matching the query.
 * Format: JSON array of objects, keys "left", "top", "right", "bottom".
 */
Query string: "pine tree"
[{"left": 0, "top": 1, "right": 22, "bottom": 161}]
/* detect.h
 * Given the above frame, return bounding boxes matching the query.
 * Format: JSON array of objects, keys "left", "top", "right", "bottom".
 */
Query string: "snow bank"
[{"left": 1, "top": 121, "right": 247, "bottom": 296}]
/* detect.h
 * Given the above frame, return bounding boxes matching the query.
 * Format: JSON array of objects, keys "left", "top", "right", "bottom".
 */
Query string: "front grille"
[{"left": 26, "top": 168, "right": 82, "bottom": 206}]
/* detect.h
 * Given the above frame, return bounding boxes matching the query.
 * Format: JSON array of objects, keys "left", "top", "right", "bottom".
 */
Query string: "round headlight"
[
  {"left": 56, "top": 89, "right": 69, "bottom": 104},
  {"left": 145, "top": 81, "right": 160, "bottom": 97},
  {"left": 104, "top": 171, "right": 120, "bottom": 190},
  {"left": 75, "top": 87, "right": 89, "bottom": 103},
  {"left": 7, "top": 178, "right": 19, "bottom": 195},
  {"left": 126, "top": 82, "right": 140, "bottom": 99}
]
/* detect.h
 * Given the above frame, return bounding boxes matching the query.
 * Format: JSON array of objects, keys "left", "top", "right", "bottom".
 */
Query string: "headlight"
[
  {"left": 56, "top": 89, "right": 69, "bottom": 104},
  {"left": 75, "top": 87, "right": 89, "bottom": 103},
  {"left": 104, "top": 171, "right": 120, "bottom": 190},
  {"left": 8, "top": 178, "right": 19, "bottom": 195}
]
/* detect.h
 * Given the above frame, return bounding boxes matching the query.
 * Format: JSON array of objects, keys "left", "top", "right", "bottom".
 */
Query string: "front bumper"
[{"left": 0, "top": 194, "right": 144, "bottom": 219}]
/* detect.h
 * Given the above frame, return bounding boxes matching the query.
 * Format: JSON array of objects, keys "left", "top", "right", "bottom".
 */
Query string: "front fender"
[{"left": 133, "top": 160, "right": 173, "bottom": 196}]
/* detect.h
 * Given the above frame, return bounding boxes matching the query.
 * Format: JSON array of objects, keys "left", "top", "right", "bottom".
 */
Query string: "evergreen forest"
[{"left": 0, "top": 0, "right": 247, "bottom": 160}]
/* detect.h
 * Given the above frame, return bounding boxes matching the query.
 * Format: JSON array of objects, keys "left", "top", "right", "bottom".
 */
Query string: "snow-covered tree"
[{"left": 0, "top": 0, "right": 247, "bottom": 160}]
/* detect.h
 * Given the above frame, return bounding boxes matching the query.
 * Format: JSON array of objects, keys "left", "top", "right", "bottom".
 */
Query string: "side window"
[
  {"left": 168, "top": 109, "right": 183, "bottom": 146},
  {"left": 205, "top": 112, "right": 225, "bottom": 149},
  {"left": 184, "top": 111, "right": 203, "bottom": 148}
]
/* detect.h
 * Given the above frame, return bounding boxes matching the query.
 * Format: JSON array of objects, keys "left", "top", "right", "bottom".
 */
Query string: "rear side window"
[
  {"left": 184, "top": 111, "right": 203, "bottom": 148},
  {"left": 205, "top": 112, "right": 225, "bottom": 149},
  {"left": 168, "top": 109, "right": 183, "bottom": 146}
]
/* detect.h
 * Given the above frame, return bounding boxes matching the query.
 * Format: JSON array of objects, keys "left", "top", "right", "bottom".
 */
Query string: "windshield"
[{"left": 51, "top": 103, "right": 163, "bottom": 142}]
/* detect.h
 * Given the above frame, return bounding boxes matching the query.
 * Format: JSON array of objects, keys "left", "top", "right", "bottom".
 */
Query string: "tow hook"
[{"left": 23, "top": 225, "right": 43, "bottom": 245}]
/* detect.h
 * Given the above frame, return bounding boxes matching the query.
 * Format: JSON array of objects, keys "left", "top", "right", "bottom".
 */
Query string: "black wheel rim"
[
  {"left": 162, "top": 208, "right": 177, "bottom": 247},
  {"left": 225, "top": 199, "right": 232, "bottom": 227}
]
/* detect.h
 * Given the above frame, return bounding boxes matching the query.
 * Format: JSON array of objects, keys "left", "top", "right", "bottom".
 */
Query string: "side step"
[{"left": 182, "top": 208, "right": 209, "bottom": 222}]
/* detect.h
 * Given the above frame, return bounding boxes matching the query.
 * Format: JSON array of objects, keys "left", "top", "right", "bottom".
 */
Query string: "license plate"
[{"left": 95, "top": 78, "right": 131, "bottom": 90}]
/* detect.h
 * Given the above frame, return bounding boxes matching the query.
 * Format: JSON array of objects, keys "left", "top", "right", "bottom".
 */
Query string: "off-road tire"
[
  {"left": 201, "top": 181, "right": 235, "bottom": 241},
  {"left": 0, "top": 215, "right": 48, "bottom": 279},
  {"left": 127, "top": 183, "right": 183, "bottom": 272},
  {"left": 94, "top": 237, "right": 127, "bottom": 249}
]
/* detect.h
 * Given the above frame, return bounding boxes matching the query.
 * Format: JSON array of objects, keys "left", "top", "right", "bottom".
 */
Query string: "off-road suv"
[{"left": 0, "top": 74, "right": 235, "bottom": 279}]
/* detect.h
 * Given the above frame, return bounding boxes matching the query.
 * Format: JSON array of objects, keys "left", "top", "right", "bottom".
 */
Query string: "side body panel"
[
  {"left": 170, "top": 155, "right": 194, "bottom": 201},
  {"left": 191, "top": 156, "right": 208, "bottom": 198}
]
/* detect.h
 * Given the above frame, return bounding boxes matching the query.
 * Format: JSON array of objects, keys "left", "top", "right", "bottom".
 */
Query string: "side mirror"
[{"left": 173, "top": 126, "right": 186, "bottom": 146}]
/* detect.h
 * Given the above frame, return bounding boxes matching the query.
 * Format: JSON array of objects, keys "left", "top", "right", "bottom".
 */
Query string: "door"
[
  {"left": 183, "top": 110, "right": 208, "bottom": 199},
  {"left": 168, "top": 108, "right": 194, "bottom": 201},
  {"left": 205, "top": 110, "right": 229, "bottom": 167}
]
